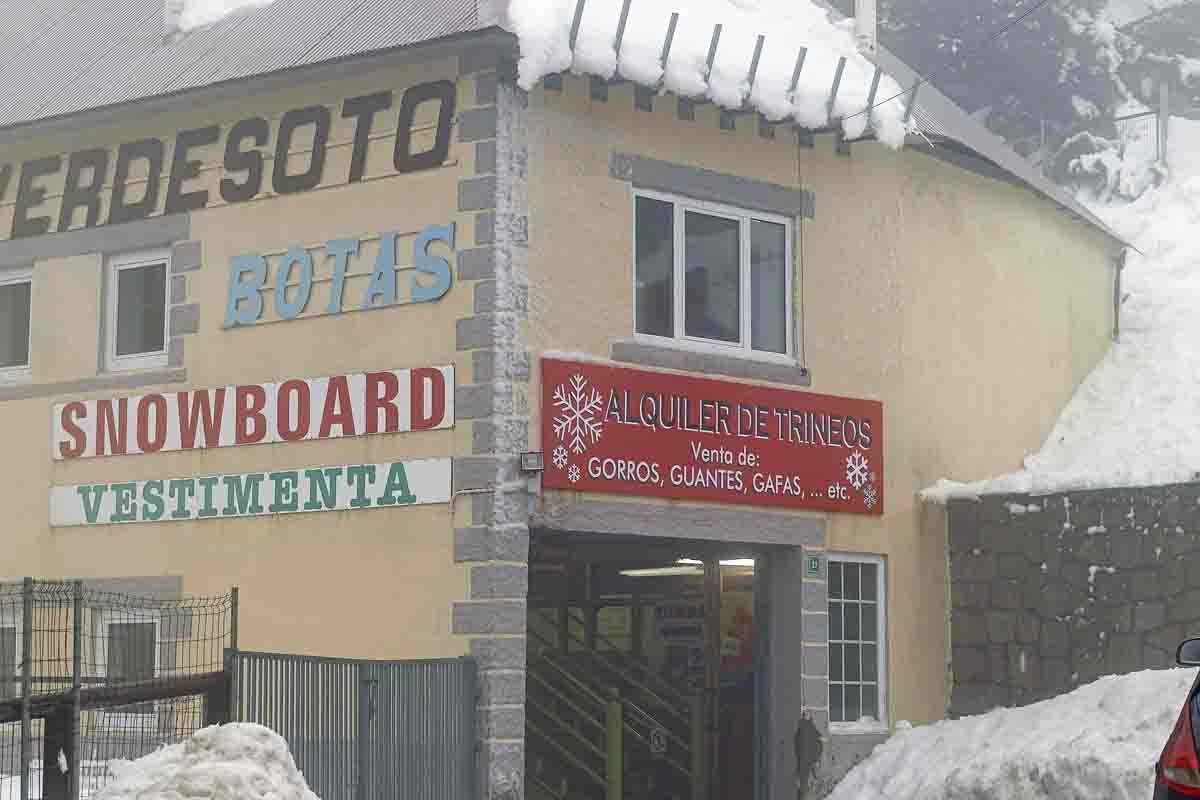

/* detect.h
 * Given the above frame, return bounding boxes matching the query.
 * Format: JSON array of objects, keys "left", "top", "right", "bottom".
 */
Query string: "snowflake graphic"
[
  {"left": 845, "top": 450, "right": 870, "bottom": 490},
  {"left": 552, "top": 445, "right": 569, "bottom": 470},
  {"left": 863, "top": 484, "right": 878, "bottom": 511},
  {"left": 553, "top": 373, "right": 604, "bottom": 454},
  {"left": 567, "top": 464, "right": 582, "bottom": 484}
]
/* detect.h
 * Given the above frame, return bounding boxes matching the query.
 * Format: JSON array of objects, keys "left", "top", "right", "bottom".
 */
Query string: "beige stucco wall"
[
  {"left": 522, "top": 76, "right": 1119, "bottom": 727},
  {"left": 0, "top": 58, "right": 483, "bottom": 660}
]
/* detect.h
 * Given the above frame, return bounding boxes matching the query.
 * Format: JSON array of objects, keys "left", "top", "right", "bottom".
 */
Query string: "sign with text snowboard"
[{"left": 541, "top": 358, "right": 884, "bottom": 515}]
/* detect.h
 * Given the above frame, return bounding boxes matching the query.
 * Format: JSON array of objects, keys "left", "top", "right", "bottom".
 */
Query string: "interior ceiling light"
[
  {"left": 619, "top": 566, "right": 705, "bottom": 578},
  {"left": 675, "top": 558, "right": 756, "bottom": 567}
]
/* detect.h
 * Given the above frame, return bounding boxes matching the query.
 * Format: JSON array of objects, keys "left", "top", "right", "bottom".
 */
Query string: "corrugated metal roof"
[{"left": 0, "top": 0, "right": 483, "bottom": 131}]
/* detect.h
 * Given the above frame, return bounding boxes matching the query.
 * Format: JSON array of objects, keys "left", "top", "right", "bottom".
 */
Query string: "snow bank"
[
  {"left": 93, "top": 723, "right": 319, "bottom": 800},
  {"left": 924, "top": 117, "right": 1200, "bottom": 502},
  {"left": 180, "top": 0, "right": 273, "bottom": 31},
  {"left": 829, "top": 668, "right": 1195, "bottom": 800},
  {"left": 502, "top": 0, "right": 911, "bottom": 147}
]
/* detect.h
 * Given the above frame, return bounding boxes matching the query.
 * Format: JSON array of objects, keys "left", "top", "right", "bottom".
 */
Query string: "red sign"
[{"left": 541, "top": 358, "right": 883, "bottom": 515}]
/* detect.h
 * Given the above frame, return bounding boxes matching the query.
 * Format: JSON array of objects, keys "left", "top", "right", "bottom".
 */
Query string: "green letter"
[
  {"left": 269, "top": 471, "right": 299, "bottom": 512},
  {"left": 168, "top": 479, "right": 195, "bottom": 519},
  {"left": 376, "top": 462, "right": 416, "bottom": 506},
  {"left": 345, "top": 464, "right": 377, "bottom": 508},
  {"left": 143, "top": 480, "right": 165, "bottom": 521},
  {"left": 223, "top": 473, "right": 265, "bottom": 516},
  {"left": 110, "top": 482, "right": 137, "bottom": 523},
  {"left": 197, "top": 476, "right": 220, "bottom": 518},
  {"left": 76, "top": 485, "right": 108, "bottom": 524},
  {"left": 303, "top": 467, "right": 343, "bottom": 511}
]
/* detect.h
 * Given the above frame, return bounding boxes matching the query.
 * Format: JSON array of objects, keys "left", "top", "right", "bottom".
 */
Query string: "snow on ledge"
[
  {"left": 501, "top": 0, "right": 913, "bottom": 148},
  {"left": 179, "top": 0, "right": 274, "bottom": 31}
]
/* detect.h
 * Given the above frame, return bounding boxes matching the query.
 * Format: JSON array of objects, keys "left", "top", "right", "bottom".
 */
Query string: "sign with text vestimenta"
[
  {"left": 541, "top": 358, "right": 884, "bottom": 515},
  {"left": 52, "top": 367, "right": 453, "bottom": 460},
  {"left": 50, "top": 458, "right": 450, "bottom": 527}
]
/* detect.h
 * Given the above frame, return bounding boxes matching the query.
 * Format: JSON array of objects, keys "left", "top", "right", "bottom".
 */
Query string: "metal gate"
[{"left": 233, "top": 651, "right": 477, "bottom": 800}]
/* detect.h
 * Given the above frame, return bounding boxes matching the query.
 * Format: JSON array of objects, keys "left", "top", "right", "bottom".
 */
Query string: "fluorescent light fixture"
[
  {"left": 675, "top": 558, "right": 756, "bottom": 567},
  {"left": 620, "top": 566, "right": 704, "bottom": 578}
]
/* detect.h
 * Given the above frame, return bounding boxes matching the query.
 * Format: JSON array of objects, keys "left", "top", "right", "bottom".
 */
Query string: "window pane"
[
  {"left": 750, "top": 220, "right": 787, "bottom": 353},
  {"left": 861, "top": 564, "right": 878, "bottom": 601},
  {"left": 862, "top": 604, "right": 877, "bottom": 642},
  {"left": 829, "top": 684, "right": 844, "bottom": 723},
  {"left": 116, "top": 263, "right": 166, "bottom": 357},
  {"left": 845, "top": 684, "right": 861, "bottom": 723},
  {"left": 844, "top": 563, "right": 860, "bottom": 600},
  {"left": 844, "top": 643, "right": 861, "bottom": 682},
  {"left": 829, "top": 562, "right": 842, "bottom": 599},
  {"left": 684, "top": 212, "right": 740, "bottom": 343},
  {"left": 862, "top": 685, "right": 879, "bottom": 722},
  {"left": 108, "top": 622, "right": 155, "bottom": 682},
  {"left": 0, "top": 281, "right": 31, "bottom": 368},
  {"left": 862, "top": 644, "right": 878, "bottom": 682},
  {"left": 829, "top": 601, "right": 843, "bottom": 641},
  {"left": 0, "top": 627, "right": 14, "bottom": 700},
  {"left": 635, "top": 197, "right": 674, "bottom": 337},
  {"left": 845, "top": 603, "right": 860, "bottom": 641}
]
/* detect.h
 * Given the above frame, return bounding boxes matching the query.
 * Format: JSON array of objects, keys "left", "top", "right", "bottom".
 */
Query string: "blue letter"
[
  {"left": 274, "top": 246, "right": 314, "bottom": 319},
  {"left": 223, "top": 253, "right": 267, "bottom": 327},
  {"left": 324, "top": 238, "right": 359, "bottom": 314},
  {"left": 361, "top": 232, "right": 397, "bottom": 309},
  {"left": 411, "top": 223, "right": 455, "bottom": 303}
]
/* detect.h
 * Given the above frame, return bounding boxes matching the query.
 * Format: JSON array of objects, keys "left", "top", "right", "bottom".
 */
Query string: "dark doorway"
[{"left": 525, "top": 532, "right": 763, "bottom": 800}]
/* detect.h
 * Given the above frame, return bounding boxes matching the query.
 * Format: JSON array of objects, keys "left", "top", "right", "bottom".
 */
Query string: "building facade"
[{"left": 0, "top": 5, "right": 1124, "bottom": 799}]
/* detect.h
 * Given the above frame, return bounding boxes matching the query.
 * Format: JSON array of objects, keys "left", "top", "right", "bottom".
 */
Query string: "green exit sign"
[{"left": 805, "top": 554, "right": 824, "bottom": 578}]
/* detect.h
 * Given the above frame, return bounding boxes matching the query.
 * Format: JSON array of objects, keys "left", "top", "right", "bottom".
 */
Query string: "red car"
[{"left": 1155, "top": 639, "right": 1200, "bottom": 798}]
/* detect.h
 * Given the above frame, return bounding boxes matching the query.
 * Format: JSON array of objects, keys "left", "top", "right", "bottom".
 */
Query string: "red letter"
[
  {"left": 318, "top": 376, "right": 356, "bottom": 439},
  {"left": 96, "top": 398, "right": 128, "bottom": 456},
  {"left": 58, "top": 402, "right": 88, "bottom": 459},
  {"left": 277, "top": 379, "right": 311, "bottom": 442},
  {"left": 410, "top": 367, "right": 446, "bottom": 431},
  {"left": 235, "top": 385, "right": 267, "bottom": 444},
  {"left": 365, "top": 372, "right": 399, "bottom": 435},
  {"left": 136, "top": 394, "right": 167, "bottom": 453},
  {"left": 178, "top": 388, "right": 226, "bottom": 450}
]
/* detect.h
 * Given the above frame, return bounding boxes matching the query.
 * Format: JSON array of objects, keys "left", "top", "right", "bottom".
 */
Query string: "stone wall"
[{"left": 948, "top": 482, "right": 1200, "bottom": 716}]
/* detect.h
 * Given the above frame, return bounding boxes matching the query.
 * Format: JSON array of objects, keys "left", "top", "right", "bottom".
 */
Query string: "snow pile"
[
  {"left": 924, "top": 117, "right": 1200, "bottom": 501},
  {"left": 502, "top": 0, "right": 912, "bottom": 147},
  {"left": 92, "top": 723, "right": 319, "bottom": 800},
  {"left": 180, "top": 0, "right": 273, "bottom": 31},
  {"left": 829, "top": 668, "right": 1195, "bottom": 800}
]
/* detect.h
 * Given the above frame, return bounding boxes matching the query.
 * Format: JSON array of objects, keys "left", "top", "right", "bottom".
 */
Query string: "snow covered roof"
[{"left": 0, "top": 0, "right": 1125, "bottom": 246}]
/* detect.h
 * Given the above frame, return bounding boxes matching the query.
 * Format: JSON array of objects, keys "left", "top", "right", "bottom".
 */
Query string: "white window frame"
[
  {"left": 105, "top": 249, "right": 170, "bottom": 372},
  {"left": 632, "top": 190, "right": 796, "bottom": 365},
  {"left": 0, "top": 266, "right": 33, "bottom": 383},
  {"left": 0, "top": 605, "right": 20, "bottom": 701},
  {"left": 92, "top": 609, "right": 161, "bottom": 731},
  {"left": 827, "top": 552, "right": 888, "bottom": 735}
]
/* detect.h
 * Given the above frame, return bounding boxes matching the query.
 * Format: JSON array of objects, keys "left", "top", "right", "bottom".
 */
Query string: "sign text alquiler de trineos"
[{"left": 541, "top": 358, "right": 884, "bottom": 515}]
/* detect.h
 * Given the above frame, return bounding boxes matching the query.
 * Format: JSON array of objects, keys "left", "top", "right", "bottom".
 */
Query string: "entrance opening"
[{"left": 526, "top": 532, "right": 762, "bottom": 800}]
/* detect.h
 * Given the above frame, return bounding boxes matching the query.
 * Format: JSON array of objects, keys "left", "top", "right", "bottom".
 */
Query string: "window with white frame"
[
  {"left": 93, "top": 611, "right": 159, "bottom": 725},
  {"left": 634, "top": 192, "right": 792, "bottom": 359},
  {"left": 828, "top": 554, "right": 886, "bottom": 729},
  {"left": 0, "top": 611, "right": 18, "bottom": 701},
  {"left": 106, "top": 250, "right": 168, "bottom": 371},
  {"left": 0, "top": 267, "right": 32, "bottom": 380}
]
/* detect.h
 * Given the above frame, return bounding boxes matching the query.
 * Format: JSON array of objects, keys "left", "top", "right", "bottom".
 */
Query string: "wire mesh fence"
[{"left": 0, "top": 580, "right": 237, "bottom": 800}]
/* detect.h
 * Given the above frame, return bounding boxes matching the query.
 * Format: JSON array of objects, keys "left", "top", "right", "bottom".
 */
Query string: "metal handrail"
[
  {"left": 565, "top": 608, "right": 693, "bottom": 706},
  {"left": 527, "top": 719, "right": 606, "bottom": 788},
  {"left": 527, "top": 702, "right": 607, "bottom": 762},
  {"left": 527, "top": 669, "right": 605, "bottom": 734}
]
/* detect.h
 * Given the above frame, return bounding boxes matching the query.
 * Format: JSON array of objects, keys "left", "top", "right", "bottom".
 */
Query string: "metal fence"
[
  {"left": 233, "top": 651, "right": 477, "bottom": 800},
  {"left": 1114, "top": 109, "right": 1162, "bottom": 164},
  {"left": 0, "top": 580, "right": 237, "bottom": 800}
]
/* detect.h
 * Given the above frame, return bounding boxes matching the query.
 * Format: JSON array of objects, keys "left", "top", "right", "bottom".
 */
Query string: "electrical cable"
[{"left": 844, "top": 0, "right": 1060, "bottom": 122}]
